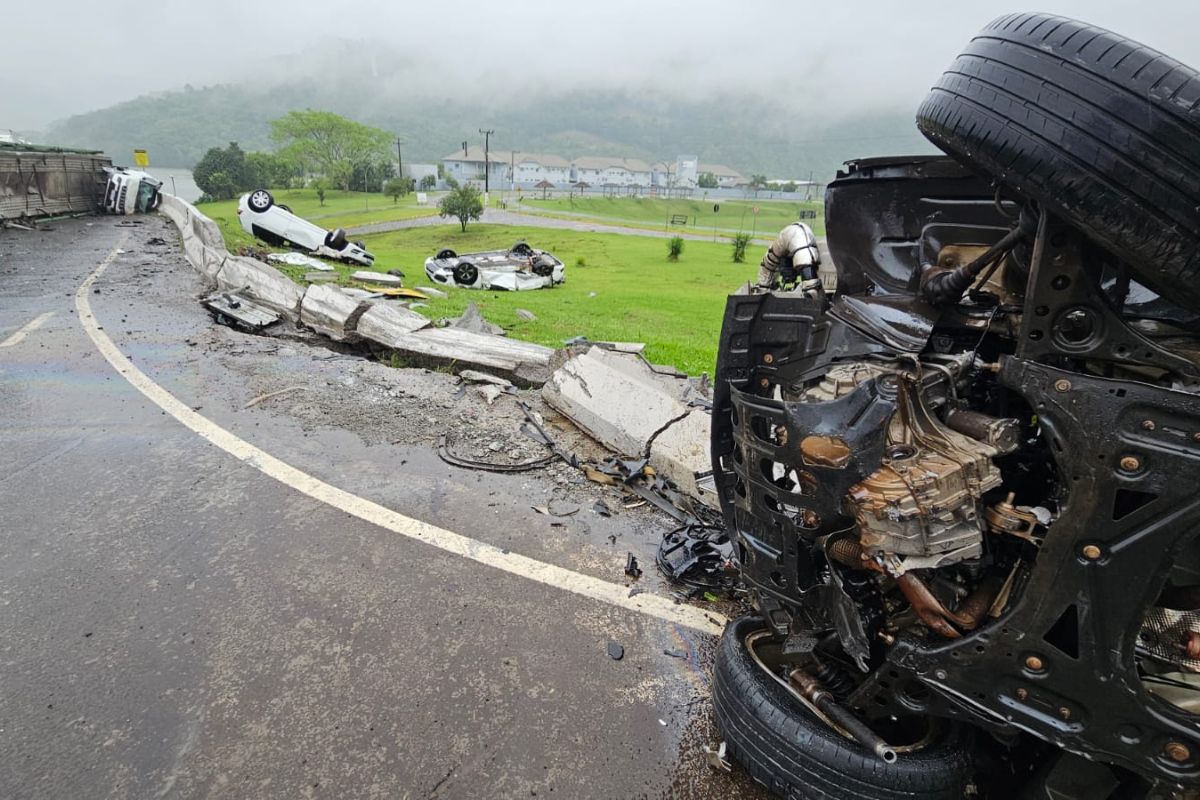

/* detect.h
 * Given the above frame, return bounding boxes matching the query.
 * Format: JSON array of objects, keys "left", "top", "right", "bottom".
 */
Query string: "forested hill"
[{"left": 45, "top": 60, "right": 936, "bottom": 179}]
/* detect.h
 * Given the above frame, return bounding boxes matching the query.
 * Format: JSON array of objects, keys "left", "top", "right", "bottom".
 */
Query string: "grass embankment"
[
  {"left": 518, "top": 195, "right": 824, "bottom": 237},
  {"left": 199, "top": 195, "right": 759, "bottom": 375}
]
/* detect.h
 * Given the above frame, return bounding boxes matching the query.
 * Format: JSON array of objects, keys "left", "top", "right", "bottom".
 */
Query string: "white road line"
[
  {"left": 1, "top": 312, "right": 55, "bottom": 348},
  {"left": 75, "top": 238, "right": 725, "bottom": 636}
]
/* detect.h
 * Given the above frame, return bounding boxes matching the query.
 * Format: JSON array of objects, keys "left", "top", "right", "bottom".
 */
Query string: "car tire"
[
  {"left": 916, "top": 13, "right": 1200, "bottom": 309},
  {"left": 452, "top": 261, "right": 479, "bottom": 286},
  {"left": 247, "top": 189, "right": 274, "bottom": 213},
  {"left": 713, "top": 616, "right": 974, "bottom": 800},
  {"left": 278, "top": 204, "right": 292, "bottom": 213},
  {"left": 436, "top": 248, "right": 457, "bottom": 260},
  {"left": 325, "top": 228, "right": 348, "bottom": 250},
  {"left": 511, "top": 241, "right": 534, "bottom": 257}
]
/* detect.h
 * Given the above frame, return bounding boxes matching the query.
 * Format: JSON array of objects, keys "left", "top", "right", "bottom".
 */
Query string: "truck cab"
[{"left": 102, "top": 167, "right": 163, "bottom": 215}]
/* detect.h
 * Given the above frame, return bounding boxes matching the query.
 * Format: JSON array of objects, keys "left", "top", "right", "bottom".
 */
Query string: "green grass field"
[
  {"left": 517, "top": 195, "right": 824, "bottom": 237},
  {"left": 197, "top": 196, "right": 760, "bottom": 375}
]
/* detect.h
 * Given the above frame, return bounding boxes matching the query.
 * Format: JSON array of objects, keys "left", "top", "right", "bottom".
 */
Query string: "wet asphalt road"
[{"left": 0, "top": 217, "right": 769, "bottom": 800}]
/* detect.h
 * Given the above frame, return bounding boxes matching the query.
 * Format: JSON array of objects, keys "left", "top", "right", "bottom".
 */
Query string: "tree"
[
  {"left": 384, "top": 177, "right": 414, "bottom": 203},
  {"left": 193, "top": 142, "right": 249, "bottom": 200},
  {"left": 269, "top": 110, "right": 393, "bottom": 190},
  {"left": 419, "top": 174, "right": 437, "bottom": 190},
  {"left": 749, "top": 174, "right": 769, "bottom": 198},
  {"left": 245, "top": 151, "right": 297, "bottom": 189},
  {"left": 667, "top": 236, "right": 685, "bottom": 262},
  {"left": 438, "top": 184, "right": 483, "bottom": 231},
  {"left": 311, "top": 178, "right": 329, "bottom": 206},
  {"left": 350, "top": 158, "right": 392, "bottom": 193},
  {"left": 731, "top": 233, "right": 751, "bottom": 263},
  {"left": 697, "top": 171, "right": 718, "bottom": 189}
]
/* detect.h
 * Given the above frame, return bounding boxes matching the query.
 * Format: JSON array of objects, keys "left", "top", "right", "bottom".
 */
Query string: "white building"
[
  {"left": 571, "top": 157, "right": 653, "bottom": 188},
  {"left": 675, "top": 155, "right": 699, "bottom": 188},
  {"left": 512, "top": 153, "right": 571, "bottom": 186},
  {"left": 442, "top": 146, "right": 510, "bottom": 187},
  {"left": 699, "top": 162, "right": 746, "bottom": 188}
]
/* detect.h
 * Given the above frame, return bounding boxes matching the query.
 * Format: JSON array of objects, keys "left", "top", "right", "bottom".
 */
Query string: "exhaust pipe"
[{"left": 788, "top": 668, "right": 898, "bottom": 763}]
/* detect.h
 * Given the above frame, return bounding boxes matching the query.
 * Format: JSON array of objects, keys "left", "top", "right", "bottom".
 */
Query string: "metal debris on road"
[
  {"left": 656, "top": 525, "right": 737, "bottom": 596},
  {"left": 201, "top": 291, "right": 281, "bottom": 331},
  {"left": 437, "top": 433, "right": 556, "bottom": 473},
  {"left": 624, "top": 553, "right": 642, "bottom": 578}
]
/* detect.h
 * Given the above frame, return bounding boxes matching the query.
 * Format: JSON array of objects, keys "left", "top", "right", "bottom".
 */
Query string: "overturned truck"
[{"left": 710, "top": 13, "right": 1200, "bottom": 800}]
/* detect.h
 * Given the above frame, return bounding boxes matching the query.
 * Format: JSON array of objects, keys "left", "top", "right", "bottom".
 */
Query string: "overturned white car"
[
  {"left": 237, "top": 189, "right": 374, "bottom": 266},
  {"left": 102, "top": 167, "right": 162, "bottom": 215},
  {"left": 424, "top": 242, "right": 564, "bottom": 291}
]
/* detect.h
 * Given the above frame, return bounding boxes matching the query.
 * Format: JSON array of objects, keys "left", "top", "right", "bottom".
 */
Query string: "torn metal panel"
[
  {"left": 268, "top": 252, "right": 334, "bottom": 271},
  {"left": 201, "top": 291, "right": 280, "bottom": 330}
]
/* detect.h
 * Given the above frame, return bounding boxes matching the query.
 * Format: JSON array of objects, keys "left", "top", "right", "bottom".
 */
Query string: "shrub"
[
  {"left": 575, "top": 256, "right": 587, "bottom": 268},
  {"left": 419, "top": 174, "right": 437, "bottom": 190},
  {"left": 438, "top": 184, "right": 484, "bottom": 231},
  {"left": 667, "top": 236, "right": 685, "bottom": 262},
  {"left": 731, "top": 233, "right": 751, "bottom": 263}
]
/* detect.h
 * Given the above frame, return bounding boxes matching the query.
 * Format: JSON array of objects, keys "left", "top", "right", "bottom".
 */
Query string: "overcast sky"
[{"left": 5, "top": 0, "right": 1199, "bottom": 131}]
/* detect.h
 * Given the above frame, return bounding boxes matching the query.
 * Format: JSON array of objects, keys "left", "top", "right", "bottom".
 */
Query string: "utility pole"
[
  {"left": 395, "top": 136, "right": 403, "bottom": 180},
  {"left": 479, "top": 128, "right": 494, "bottom": 194}
]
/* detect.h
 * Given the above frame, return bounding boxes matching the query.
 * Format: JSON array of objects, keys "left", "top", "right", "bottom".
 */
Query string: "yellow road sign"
[{"left": 133, "top": 149, "right": 149, "bottom": 167}]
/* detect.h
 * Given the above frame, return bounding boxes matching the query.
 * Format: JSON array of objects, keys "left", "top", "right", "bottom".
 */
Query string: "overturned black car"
[{"left": 710, "top": 13, "right": 1200, "bottom": 800}]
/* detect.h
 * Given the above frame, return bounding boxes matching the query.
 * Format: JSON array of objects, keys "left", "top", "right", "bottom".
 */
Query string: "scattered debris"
[
  {"left": 593, "top": 498, "right": 616, "bottom": 517},
  {"left": 548, "top": 499, "right": 580, "bottom": 517},
  {"left": 268, "top": 252, "right": 333, "bottom": 270},
  {"left": 564, "top": 336, "right": 646, "bottom": 353},
  {"left": 145, "top": 236, "right": 168, "bottom": 246},
  {"left": 607, "top": 641, "right": 625, "bottom": 661},
  {"left": 459, "top": 369, "right": 512, "bottom": 388},
  {"left": 476, "top": 384, "right": 504, "bottom": 405},
  {"left": 451, "top": 302, "right": 505, "bottom": 336},
  {"left": 201, "top": 290, "right": 281, "bottom": 331},
  {"left": 656, "top": 525, "right": 737, "bottom": 596},
  {"left": 437, "top": 433, "right": 556, "bottom": 473},
  {"left": 304, "top": 272, "right": 339, "bottom": 282},
  {"left": 244, "top": 385, "right": 308, "bottom": 409},
  {"left": 415, "top": 285, "right": 449, "bottom": 299},
  {"left": 702, "top": 741, "right": 732, "bottom": 772},
  {"left": 624, "top": 553, "right": 642, "bottom": 578},
  {"left": 628, "top": 587, "right": 644, "bottom": 598},
  {"left": 515, "top": 308, "right": 537, "bottom": 322},
  {"left": 663, "top": 649, "right": 688, "bottom": 659},
  {"left": 351, "top": 270, "right": 403, "bottom": 286}
]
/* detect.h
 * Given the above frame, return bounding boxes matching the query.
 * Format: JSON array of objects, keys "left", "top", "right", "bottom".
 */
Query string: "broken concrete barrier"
[
  {"left": 542, "top": 346, "right": 714, "bottom": 505},
  {"left": 216, "top": 256, "right": 305, "bottom": 321},
  {"left": 356, "top": 302, "right": 432, "bottom": 344},
  {"left": 300, "top": 283, "right": 370, "bottom": 341},
  {"left": 380, "top": 327, "right": 554, "bottom": 387}
]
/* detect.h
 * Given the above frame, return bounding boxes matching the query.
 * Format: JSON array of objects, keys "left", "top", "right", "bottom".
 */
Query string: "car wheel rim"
[{"left": 251, "top": 191, "right": 270, "bottom": 208}]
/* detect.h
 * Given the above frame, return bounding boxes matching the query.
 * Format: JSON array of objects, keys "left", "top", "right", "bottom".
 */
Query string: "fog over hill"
[{"left": 13, "top": 0, "right": 1198, "bottom": 178}]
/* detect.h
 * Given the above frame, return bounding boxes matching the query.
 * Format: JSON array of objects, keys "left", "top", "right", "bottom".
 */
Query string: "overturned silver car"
[{"left": 424, "top": 241, "right": 564, "bottom": 291}]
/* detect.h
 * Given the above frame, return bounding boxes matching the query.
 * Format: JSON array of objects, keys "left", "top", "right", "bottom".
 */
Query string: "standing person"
[{"left": 756, "top": 220, "right": 821, "bottom": 292}]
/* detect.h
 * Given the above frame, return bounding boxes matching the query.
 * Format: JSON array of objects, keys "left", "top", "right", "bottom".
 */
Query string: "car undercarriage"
[{"left": 710, "top": 15, "right": 1200, "bottom": 783}]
